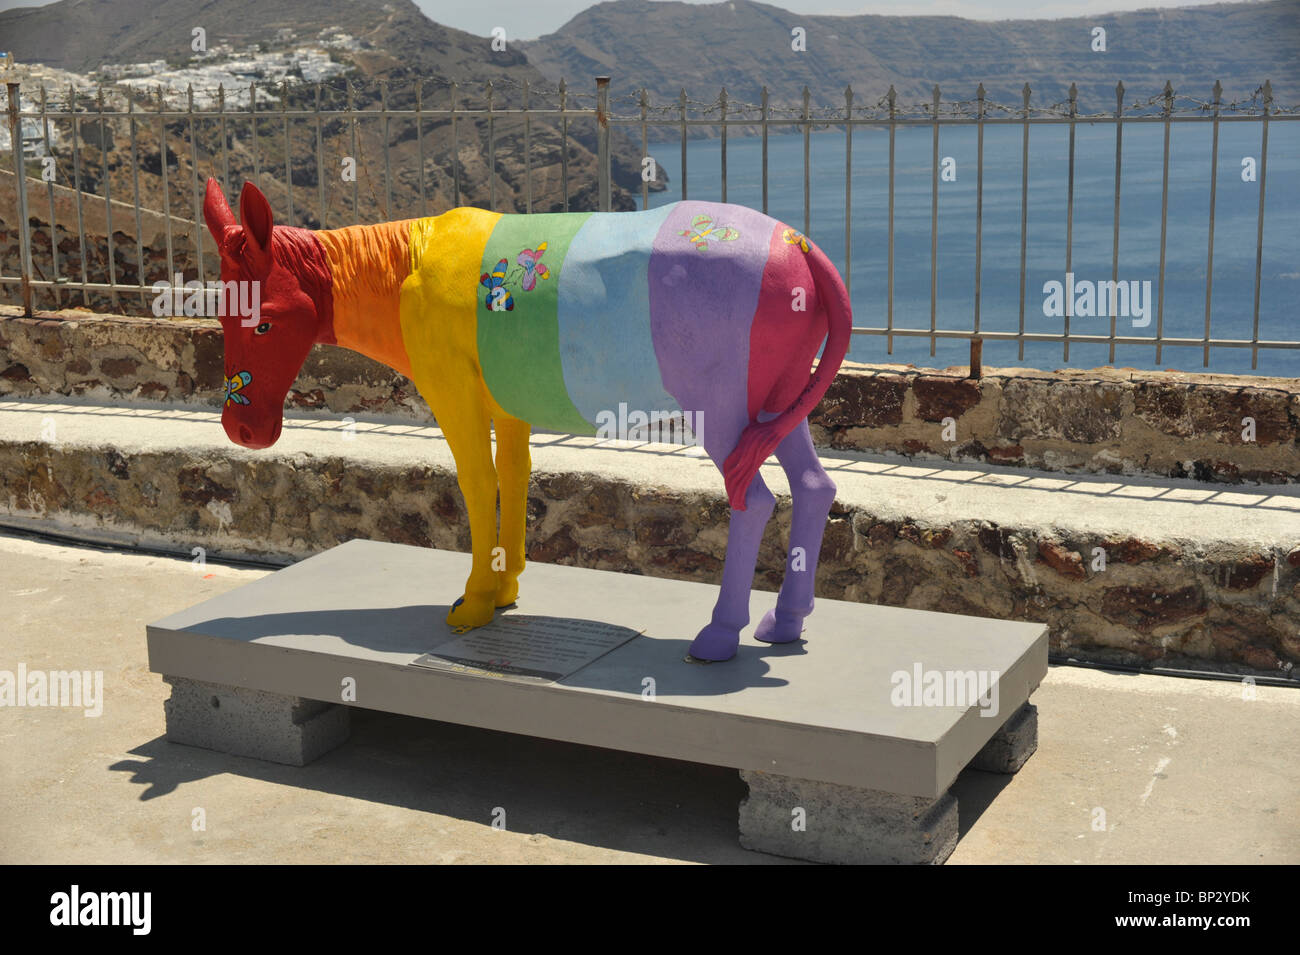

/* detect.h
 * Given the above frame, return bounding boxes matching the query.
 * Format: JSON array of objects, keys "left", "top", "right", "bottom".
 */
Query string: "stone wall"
[
  {"left": 815, "top": 366, "right": 1299, "bottom": 486},
  {"left": 2, "top": 307, "right": 1297, "bottom": 485},
  {"left": 2, "top": 425, "right": 1296, "bottom": 676}
]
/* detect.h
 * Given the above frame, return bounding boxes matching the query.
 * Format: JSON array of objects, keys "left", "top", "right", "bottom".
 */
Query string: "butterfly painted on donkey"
[
  {"left": 479, "top": 241, "right": 551, "bottom": 310},
  {"left": 517, "top": 242, "right": 550, "bottom": 290},
  {"left": 223, "top": 371, "right": 252, "bottom": 407},
  {"left": 679, "top": 214, "right": 740, "bottom": 251},
  {"left": 479, "top": 259, "right": 515, "bottom": 311}
]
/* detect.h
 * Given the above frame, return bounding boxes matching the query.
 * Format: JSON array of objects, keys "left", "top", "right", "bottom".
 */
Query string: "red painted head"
[{"left": 202, "top": 178, "right": 334, "bottom": 449}]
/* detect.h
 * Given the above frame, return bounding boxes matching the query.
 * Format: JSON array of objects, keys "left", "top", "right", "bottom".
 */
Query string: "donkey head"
[{"left": 202, "top": 178, "right": 333, "bottom": 449}]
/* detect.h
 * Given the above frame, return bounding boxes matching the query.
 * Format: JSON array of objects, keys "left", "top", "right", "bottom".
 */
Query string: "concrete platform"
[{"left": 147, "top": 538, "right": 1047, "bottom": 863}]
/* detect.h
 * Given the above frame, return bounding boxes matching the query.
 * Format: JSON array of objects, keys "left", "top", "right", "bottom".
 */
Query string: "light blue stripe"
[{"left": 556, "top": 203, "right": 681, "bottom": 428}]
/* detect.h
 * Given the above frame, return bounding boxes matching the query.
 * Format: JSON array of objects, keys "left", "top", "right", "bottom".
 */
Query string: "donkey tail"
[{"left": 721, "top": 239, "right": 852, "bottom": 510}]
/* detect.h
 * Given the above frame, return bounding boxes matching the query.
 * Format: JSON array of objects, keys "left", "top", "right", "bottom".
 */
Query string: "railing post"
[
  {"left": 6, "top": 81, "right": 34, "bottom": 316},
  {"left": 524, "top": 79, "right": 533, "bottom": 214},
  {"left": 188, "top": 84, "right": 203, "bottom": 285},
  {"left": 638, "top": 86, "right": 648, "bottom": 210},
  {"left": 381, "top": 79, "right": 392, "bottom": 220},
  {"left": 720, "top": 86, "right": 728, "bottom": 204},
  {"left": 1155, "top": 80, "right": 1174, "bottom": 365},
  {"left": 314, "top": 83, "right": 325, "bottom": 227},
  {"left": 931, "top": 84, "right": 941, "bottom": 358},
  {"left": 1251, "top": 79, "right": 1271, "bottom": 371},
  {"left": 486, "top": 80, "right": 495, "bottom": 212},
  {"left": 843, "top": 84, "right": 852, "bottom": 303},
  {"left": 679, "top": 87, "right": 688, "bottom": 202},
  {"left": 1109, "top": 81, "right": 1124, "bottom": 364},
  {"left": 346, "top": 79, "right": 358, "bottom": 221},
  {"left": 1063, "top": 82, "right": 1077, "bottom": 363},
  {"left": 759, "top": 86, "right": 768, "bottom": 213},
  {"left": 99, "top": 85, "right": 118, "bottom": 310},
  {"left": 1017, "top": 82, "right": 1031, "bottom": 361},
  {"left": 1203, "top": 80, "right": 1222, "bottom": 369},
  {"left": 802, "top": 85, "right": 811, "bottom": 237},
  {"left": 40, "top": 84, "right": 63, "bottom": 309},
  {"left": 415, "top": 80, "right": 426, "bottom": 218},
  {"left": 887, "top": 84, "right": 896, "bottom": 353},
  {"left": 559, "top": 79, "right": 569, "bottom": 211},
  {"left": 450, "top": 81, "right": 460, "bottom": 208},
  {"left": 596, "top": 76, "right": 611, "bottom": 212},
  {"left": 973, "top": 82, "right": 985, "bottom": 342},
  {"left": 283, "top": 79, "right": 295, "bottom": 226}
]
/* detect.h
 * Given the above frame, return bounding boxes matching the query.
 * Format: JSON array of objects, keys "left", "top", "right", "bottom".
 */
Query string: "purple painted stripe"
[{"left": 647, "top": 201, "right": 776, "bottom": 455}]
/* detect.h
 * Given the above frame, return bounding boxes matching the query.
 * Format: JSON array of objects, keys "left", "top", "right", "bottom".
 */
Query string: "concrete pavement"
[{"left": 0, "top": 530, "right": 1296, "bottom": 864}]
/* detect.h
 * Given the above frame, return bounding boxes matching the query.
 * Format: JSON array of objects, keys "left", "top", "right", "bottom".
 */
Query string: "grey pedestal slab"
[{"left": 147, "top": 539, "right": 1048, "bottom": 862}]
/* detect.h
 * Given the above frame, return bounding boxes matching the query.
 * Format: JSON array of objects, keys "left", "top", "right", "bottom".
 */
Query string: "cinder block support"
[
  {"left": 162, "top": 676, "right": 350, "bottom": 767},
  {"left": 969, "top": 701, "right": 1038, "bottom": 774},
  {"left": 738, "top": 770, "right": 959, "bottom": 865}
]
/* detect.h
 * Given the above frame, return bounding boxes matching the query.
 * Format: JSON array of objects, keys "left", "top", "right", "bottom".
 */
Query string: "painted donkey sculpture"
[{"left": 202, "top": 178, "right": 851, "bottom": 662}]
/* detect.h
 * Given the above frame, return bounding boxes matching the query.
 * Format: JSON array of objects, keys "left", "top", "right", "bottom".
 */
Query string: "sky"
[{"left": 414, "top": 0, "right": 1243, "bottom": 40}]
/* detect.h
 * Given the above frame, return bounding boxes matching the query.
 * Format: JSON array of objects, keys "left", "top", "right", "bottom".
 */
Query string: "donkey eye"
[{"left": 254, "top": 322, "right": 271, "bottom": 335}]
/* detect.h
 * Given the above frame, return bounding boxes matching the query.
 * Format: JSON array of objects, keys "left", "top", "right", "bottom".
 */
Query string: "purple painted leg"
[
  {"left": 754, "top": 418, "right": 836, "bottom": 645},
  {"left": 688, "top": 464, "right": 776, "bottom": 663}
]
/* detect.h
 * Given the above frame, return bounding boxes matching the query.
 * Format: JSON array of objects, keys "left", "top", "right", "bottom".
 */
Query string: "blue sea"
[{"left": 647, "top": 122, "right": 1300, "bottom": 377}]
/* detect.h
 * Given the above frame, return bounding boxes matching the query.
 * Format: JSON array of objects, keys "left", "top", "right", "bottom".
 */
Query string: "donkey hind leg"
[
  {"left": 437, "top": 398, "right": 502, "bottom": 633},
  {"left": 688, "top": 461, "right": 777, "bottom": 663},
  {"left": 492, "top": 414, "right": 531, "bottom": 608},
  {"left": 754, "top": 417, "right": 837, "bottom": 645}
]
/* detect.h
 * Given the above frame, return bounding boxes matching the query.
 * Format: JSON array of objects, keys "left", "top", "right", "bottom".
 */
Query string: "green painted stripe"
[{"left": 476, "top": 212, "right": 595, "bottom": 433}]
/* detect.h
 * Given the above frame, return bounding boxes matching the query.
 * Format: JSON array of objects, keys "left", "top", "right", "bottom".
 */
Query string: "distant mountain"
[
  {"left": 520, "top": 0, "right": 1300, "bottom": 126},
  {"left": 0, "top": 0, "right": 665, "bottom": 217},
  {"left": 0, "top": 0, "right": 518, "bottom": 77}
]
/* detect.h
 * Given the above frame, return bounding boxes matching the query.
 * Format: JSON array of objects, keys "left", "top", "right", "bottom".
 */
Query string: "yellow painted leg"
[
  {"left": 492, "top": 413, "right": 531, "bottom": 607},
  {"left": 400, "top": 283, "right": 502, "bottom": 630},
  {"left": 434, "top": 389, "right": 501, "bottom": 631},
  {"left": 398, "top": 208, "right": 512, "bottom": 632}
]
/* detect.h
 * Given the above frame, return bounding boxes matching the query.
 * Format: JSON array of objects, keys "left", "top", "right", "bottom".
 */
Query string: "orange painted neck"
[{"left": 315, "top": 220, "right": 416, "bottom": 379}]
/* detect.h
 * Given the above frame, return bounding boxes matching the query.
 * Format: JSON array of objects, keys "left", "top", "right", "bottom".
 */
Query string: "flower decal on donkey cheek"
[{"left": 224, "top": 371, "right": 252, "bottom": 406}]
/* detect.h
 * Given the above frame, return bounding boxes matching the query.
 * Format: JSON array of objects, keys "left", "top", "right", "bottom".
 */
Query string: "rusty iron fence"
[{"left": 3, "top": 75, "right": 1298, "bottom": 371}]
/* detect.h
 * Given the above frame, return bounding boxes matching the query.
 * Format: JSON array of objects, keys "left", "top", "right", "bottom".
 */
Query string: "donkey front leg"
[
  {"left": 492, "top": 413, "right": 531, "bottom": 608},
  {"left": 434, "top": 397, "right": 502, "bottom": 632}
]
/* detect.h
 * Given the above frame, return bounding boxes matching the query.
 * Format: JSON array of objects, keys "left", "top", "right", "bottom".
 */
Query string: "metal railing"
[
  {"left": 2, "top": 75, "right": 607, "bottom": 315},
  {"left": 3, "top": 75, "right": 1298, "bottom": 371},
  {"left": 604, "top": 80, "right": 1298, "bottom": 371}
]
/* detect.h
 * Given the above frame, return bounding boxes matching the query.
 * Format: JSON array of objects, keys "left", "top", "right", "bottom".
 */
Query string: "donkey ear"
[
  {"left": 203, "top": 178, "right": 236, "bottom": 247},
  {"left": 238, "top": 180, "right": 275, "bottom": 274}
]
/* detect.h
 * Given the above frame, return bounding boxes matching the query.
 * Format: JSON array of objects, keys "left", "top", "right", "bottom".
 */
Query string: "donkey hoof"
[
  {"left": 754, "top": 608, "right": 804, "bottom": 645},
  {"left": 447, "top": 593, "right": 495, "bottom": 631},
  {"left": 495, "top": 578, "right": 520, "bottom": 608},
  {"left": 688, "top": 623, "right": 741, "bottom": 662}
]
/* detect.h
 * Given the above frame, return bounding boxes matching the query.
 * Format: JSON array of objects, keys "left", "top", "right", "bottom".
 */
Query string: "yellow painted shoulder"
[{"left": 399, "top": 207, "right": 507, "bottom": 417}]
